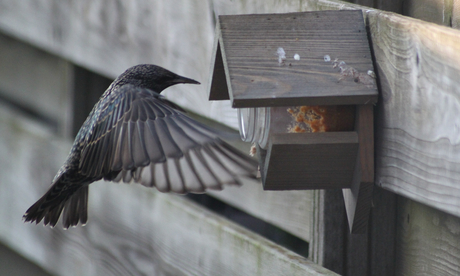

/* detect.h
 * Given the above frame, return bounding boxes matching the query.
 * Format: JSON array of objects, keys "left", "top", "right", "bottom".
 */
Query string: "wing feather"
[
  {"left": 154, "top": 118, "right": 183, "bottom": 158},
  {"left": 120, "top": 121, "right": 135, "bottom": 170},
  {"left": 111, "top": 123, "right": 126, "bottom": 171},
  {"left": 79, "top": 84, "right": 257, "bottom": 194},
  {"left": 132, "top": 121, "right": 150, "bottom": 167},
  {"left": 145, "top": 120, "right": 166, "bottom": 162}
]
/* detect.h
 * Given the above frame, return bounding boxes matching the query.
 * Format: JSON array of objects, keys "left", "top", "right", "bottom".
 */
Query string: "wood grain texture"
[
  {"left": 396, "top": 196, "right": 460, "bottom": 276},
  {"left": 263, "top": 132, "right": 359, "bottom": 190},
  {"left": 217, "top": 10, "right": 378, "bottom": 107},
  {"left": 368, "top": 9, "right": 460, "bottom": 218},
  {"left": 207, "top": 181, "right": 316, "bottom": 243},
  {"left": 0, "top": 104, "right": 339, "bottom": 276},
  {"left": 403, "top": 0, "right": 455, "bottom": 27},
  {"left": 0, "top": 0, "right": 241, "bottom": 129},
  {"left": 0, "top": 32, "right": 73, "bottom": 137},
  {"left": 343, "top": 104, "right": 374, "bottom": 234}
]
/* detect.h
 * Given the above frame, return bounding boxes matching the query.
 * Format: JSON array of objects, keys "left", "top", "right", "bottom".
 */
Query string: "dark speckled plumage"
[{"left": 23, "top": 64, "right": 258, "bottom": 229}]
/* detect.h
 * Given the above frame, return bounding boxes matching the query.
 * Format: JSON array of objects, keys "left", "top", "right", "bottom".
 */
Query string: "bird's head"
[{"left": 111, "top": 64, "right": 200, "bottom": 93}]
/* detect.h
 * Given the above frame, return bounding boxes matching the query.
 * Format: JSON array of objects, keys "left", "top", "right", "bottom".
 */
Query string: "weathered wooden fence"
[{"left": 0, "top": 0, "right": 460, "bottom": 275}]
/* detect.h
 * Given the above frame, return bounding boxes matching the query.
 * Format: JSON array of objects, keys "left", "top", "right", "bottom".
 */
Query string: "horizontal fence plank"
[
  {"left": 0, "top": 103, "right": 337, "bottom": 276},
  {"left": 0, "top": 32, "right": 72, "bottom": 136},
  {"left": 0, "top": 0, "right": 240, "bottom": 129},
  {"left": 396, "top": 196, "right": 460, "bottom": 276},
  {"left": 365, "top": 8, "right": 460, "bottom": 217},
  {"left": 208, "top": 182, "right": 315, "bottom": 243}
]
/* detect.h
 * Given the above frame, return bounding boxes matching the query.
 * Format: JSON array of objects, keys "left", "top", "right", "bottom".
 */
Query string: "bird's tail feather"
[
  {"left": 24, "top": 182, "right": 88, "bottom": 229},
  {"left": 62, "top": 186, "right": 88, "bottom": 228}
]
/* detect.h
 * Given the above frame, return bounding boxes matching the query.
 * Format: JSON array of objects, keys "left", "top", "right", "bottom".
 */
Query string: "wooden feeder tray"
[{"left": 208, "top": 10, "right": 378, "bottom": 234}]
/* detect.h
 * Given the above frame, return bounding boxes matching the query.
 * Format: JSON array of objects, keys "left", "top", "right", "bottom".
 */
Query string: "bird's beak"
[{"left": 173, "top": 75, "right": 201, "bottom": 85}]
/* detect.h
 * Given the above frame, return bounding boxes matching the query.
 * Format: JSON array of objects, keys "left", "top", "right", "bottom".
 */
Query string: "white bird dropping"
[{"left": 277, "top": 47, "right": 286, "bottom": 65}]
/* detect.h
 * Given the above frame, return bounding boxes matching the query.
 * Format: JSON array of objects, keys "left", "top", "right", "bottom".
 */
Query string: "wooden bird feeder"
[{"left": 208, "top": 10, "right": 378, "bottom": 233}]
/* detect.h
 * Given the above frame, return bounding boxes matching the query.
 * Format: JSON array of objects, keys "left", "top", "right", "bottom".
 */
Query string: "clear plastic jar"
[
  {"left": 238, "top": 107, "right": 269, "bottom": 148},
  {"left": 238, "top": 106, "right": 300, "bottom": 149},
  {"left": 238, "top": 105, "right": 356, "bottom": 149}
]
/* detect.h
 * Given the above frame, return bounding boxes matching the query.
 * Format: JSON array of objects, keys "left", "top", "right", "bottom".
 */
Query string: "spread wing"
[{"left": 79, "top": 84, "right": 257, "bottom": 193}]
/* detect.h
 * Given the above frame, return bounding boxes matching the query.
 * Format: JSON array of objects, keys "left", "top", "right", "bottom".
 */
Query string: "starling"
[{"left": 23, "top": 64, "right": 258, "bottom": 229}]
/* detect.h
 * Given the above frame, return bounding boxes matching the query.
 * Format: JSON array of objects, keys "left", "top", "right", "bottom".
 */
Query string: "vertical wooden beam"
[
  {"left": 346, "top": 233, "right": 369, "bottom": 275},
  {"left": 313, "top": 189, "right": 346, "bottom": 275},
  {"left": 368, "top": 186, "right": 397, "bottom": 275},
  {"left": 343, "top": 104, "right": 374, "bottom": 233}
]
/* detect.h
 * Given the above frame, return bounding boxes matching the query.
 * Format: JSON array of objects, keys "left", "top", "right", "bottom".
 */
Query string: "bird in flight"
[{"left": 23, "top": 64, "right": 258, "bottom": 229}]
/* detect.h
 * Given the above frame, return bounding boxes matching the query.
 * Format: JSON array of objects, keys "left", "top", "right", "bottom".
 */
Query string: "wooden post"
[{"left": 343, "top": 104, "right": 374, "bottom": 233}]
